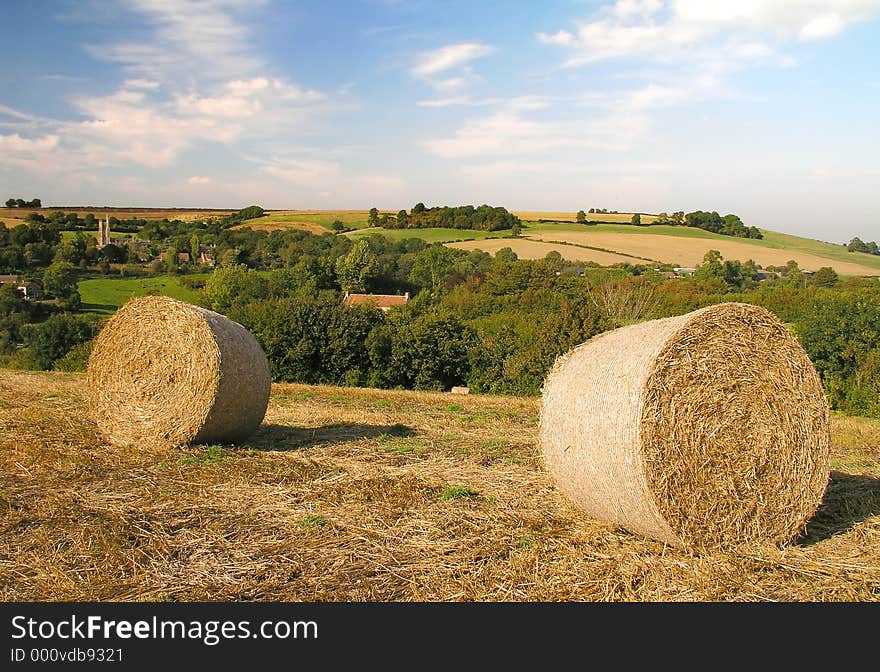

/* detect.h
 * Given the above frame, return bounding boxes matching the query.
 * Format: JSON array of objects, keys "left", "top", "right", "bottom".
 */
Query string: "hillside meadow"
[
  {"left": 78, "top": 275, "right": 207, "bottom": 315},
  {"left": 1, "top": 370, "right": 878, "bottom": 601}
]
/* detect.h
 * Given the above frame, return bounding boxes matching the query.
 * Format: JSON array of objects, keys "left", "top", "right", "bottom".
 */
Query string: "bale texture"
[
  {"left": 540, "top": 302, "right": 831, "bottom": 550},
  {"left": 87, "top": 296, "right": 271, "bottom": 447}
]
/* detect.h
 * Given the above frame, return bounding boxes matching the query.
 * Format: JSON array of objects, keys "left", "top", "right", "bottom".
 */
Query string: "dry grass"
[
  {"left": 526, "top": 230, "right": 880, "bottom": 276},
  {"left": 447, "top": 239, "right": 637, "bottom": 265},
  {"left": 1, "top": 370, "right": 878, "bottom": 601}
]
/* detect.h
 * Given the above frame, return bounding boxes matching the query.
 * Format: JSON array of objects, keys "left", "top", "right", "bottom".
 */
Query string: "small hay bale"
[
  {"left": 540, "top": 302, "right": 831, "bottom": 550},
  {"left": 451, "top": 386, "right": 470, "bottom": 395},
  {"left": 87, "top": 296, "right": 271, "bottom": 447}
]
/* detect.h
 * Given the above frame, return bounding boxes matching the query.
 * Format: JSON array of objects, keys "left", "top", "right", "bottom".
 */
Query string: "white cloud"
[
  {"left": 410, "top": 42, "right": 493, "bottom": 78},
  {"left": 123, "top": 78, "right": 160, "bottom": 89},
  {"left": 0, "top": 133, "right": 59, "bottom": 153},
  {"left": 420, "top": 110, "right": 646, "bottom": 159},
  {"left": 799, "top": 13, "right": 846, "bottom": 39},
  {"left": 92, "top": 0, "right": 265, "bottom": 82},
  {"left": 538, "top": 0, "right": 880, "bottom": 65},
  {"left": 260, "top": 158, "right": 341, "bottom": 186},
  {"left": 188, "top": 176, "right": 211, "bottom": 185}
]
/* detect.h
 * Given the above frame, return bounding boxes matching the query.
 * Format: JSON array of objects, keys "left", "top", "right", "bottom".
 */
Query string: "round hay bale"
[
  {"left": 87, "top": 295, "right": 271, "bottom": 447},
  {"left": 540, "top": 302, "right": 830, "bottom": 550}
]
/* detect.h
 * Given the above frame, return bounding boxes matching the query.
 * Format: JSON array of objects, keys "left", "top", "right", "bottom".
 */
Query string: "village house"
[
  {"left": 0, "top": 274, "right": 42, "bottom": 300},
  {"left": 342, "top": 292, "right": 410, "bottom": 312}
]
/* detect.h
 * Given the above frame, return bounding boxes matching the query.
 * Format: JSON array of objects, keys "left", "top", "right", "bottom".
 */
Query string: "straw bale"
[
  {"left": 87, "top": 296, "right": 270, "bottom": 447},
  {"left": 540, "top": 302, "right": 831, "bottom": 550}
]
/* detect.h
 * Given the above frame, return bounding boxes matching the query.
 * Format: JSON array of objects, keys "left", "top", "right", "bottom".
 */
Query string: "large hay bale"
[
  {"left": 540, "top": 302, "right": 830, "bottom": 550},
  {"left": 87, "top": 296, "right": 271, "bottom": 447}
]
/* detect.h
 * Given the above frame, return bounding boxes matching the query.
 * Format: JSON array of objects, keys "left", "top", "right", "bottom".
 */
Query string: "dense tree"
[
  {"left": 368, "top": 208, "right": 379, "bottom": 227},
  {"left": 202, "top": 264, "right": 268, "bottom": 313},
  {"left": 335, "top": 239, "right": 379, "bottom": 294},
  {"left": 408, "top": 245, "right": 458, "bottom": 292},
  {"left": 576, "top": 210, "right": 586, "bottom": 223},
  {"left": 24, "top": 313, "right": 95, "bottom": 370},
  {"left": 631, "top": 213, "right": 641, "bottom": 225},
  {"left": 42, "top": 261, "right": 81, "bottom": 310}
]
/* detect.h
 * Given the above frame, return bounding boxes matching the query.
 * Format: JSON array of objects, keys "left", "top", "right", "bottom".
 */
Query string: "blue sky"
[{"left": 1, "top": 0, "right": 878, "bottom": 242}]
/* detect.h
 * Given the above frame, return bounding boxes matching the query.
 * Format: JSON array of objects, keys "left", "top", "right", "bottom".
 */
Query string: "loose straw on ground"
[
  {"left": 87, "top": 296, "right": 271, "bottom": 447},
  {"left": 540, "top": 302, "right": 831, "bottom": 551}
]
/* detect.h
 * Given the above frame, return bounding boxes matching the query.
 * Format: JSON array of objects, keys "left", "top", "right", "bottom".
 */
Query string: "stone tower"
[{"left": 97, "top": 214, "right": 110, "bottom": 248}]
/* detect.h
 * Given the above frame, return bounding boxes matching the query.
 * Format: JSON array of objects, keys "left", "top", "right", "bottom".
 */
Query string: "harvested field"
[
  {"left": 1, "top": 370, "right": 879, "bottom": 601},
  {"left": 526, "top": 230, "right": 880, "bottom": 276},
  {"left": 0, "top": 207, "right": 236, "bottom": 222},
  {"left": 231, "top": 219, "right": 327, "bottom": 235},
  {"left": 515, "top": 211, "right": 659, "bottom": 224},
  {"left": 447, "top": 239, "right": 639, "bottom": 265}
]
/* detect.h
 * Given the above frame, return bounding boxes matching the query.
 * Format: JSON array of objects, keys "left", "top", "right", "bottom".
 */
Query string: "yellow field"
[
  {"left": 0, "top": 208, "right": 236, "bottom": 222},
  {"left": 514, "top": 211, "right": 659, "bottom": 224},
  {"left": 447, "top": 238, "right": 640, "bottom": 265},
  {"left": 231, "top": 220, "right": 327, "bottom": 235},
  {"left": 523, "top": 230, "right": 880, "bottom": 275}
]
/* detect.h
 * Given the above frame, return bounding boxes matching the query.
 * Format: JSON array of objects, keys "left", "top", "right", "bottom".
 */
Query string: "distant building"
[
  {"left": 754, "top": 269, "right": 780, "bottom": 281},
  {"left": 673, "top": 267, "right": 696, "bottom": 277},
  {"left": 97, "top": 214, "right": 111, "bottom": 248},
  {"left": 96, "top": 214, "right": 147, "bottom": 259},
  {"left": 342, "top": 292, "right": 410, "bottom": 312},
  {"left": 16, "top": 281, "right": 42, "bottom": 300},
  {"left": 555, "top": 266, "right": 585, "bottom": 276},
  {"left": 0, "top": 274, "right": 19, "bottom": 285}
]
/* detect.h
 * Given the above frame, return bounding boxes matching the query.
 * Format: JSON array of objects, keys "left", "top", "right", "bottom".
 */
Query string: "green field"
[
  {"left": 78, "top": 275, "right": 209, "bottom": 316},
  {"left": 345, "top": 226, "right": 517, "bottom": 243}
]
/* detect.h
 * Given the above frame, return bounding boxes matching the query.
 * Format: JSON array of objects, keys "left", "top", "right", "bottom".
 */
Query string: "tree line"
[
  {"left": 5, "top": 197, "right": 42, "bottom": 208},
  {"left": 847, "top": 237, "right": 880, "bottom": 256},
  {"left": 372, "top": 203, "right": 519, "bottom": 231}
]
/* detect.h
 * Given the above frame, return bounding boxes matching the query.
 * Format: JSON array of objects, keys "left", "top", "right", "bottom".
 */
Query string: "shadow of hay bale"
[
  {"left": 798, "top": 471, "right": 880, "bottom": 545},
  {"left": 242, "top": 422, "right": 415, "bottom": 452}
]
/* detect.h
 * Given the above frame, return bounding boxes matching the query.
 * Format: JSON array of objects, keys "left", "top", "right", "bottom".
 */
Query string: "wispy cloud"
[
  {"left": 90, "top": 0, "right": 266, "bottom": 82},
  {"left": 410, "top": 41, "right": 495, "bottom": 105},
  {"left": 410, "top": 42, "right": 493, "bottom": 78}
]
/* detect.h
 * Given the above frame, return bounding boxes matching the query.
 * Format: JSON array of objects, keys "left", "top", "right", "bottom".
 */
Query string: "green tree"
[
  {"left": 694, "top": 249, "right": 724, "bottom": 284},
  {"left": 397, "top": 209, "right": 408, "bottom": 228},
  {"left": 202, "top": 264, "right": 268, "bottom": 313},
  {"left": 190, "top": 234, "right": 200, "bottom": 262},
  {"left": 368, "top": 207, "right": 379, "bottom": 227},
  {"left": 386, "top": 314, "right": 476, "bottom": 390},
  {"left": 810, "top": 267, "right": 838, "bottom": 288},
  {"left": 5, "top": 198, "right": 15, "bottom": 208},
  {"left": 631, "top": 213, "right": 641, "bottom": 225},
  {"left": 25, "top": 313, "right": 95, "bottom": 370},
  {"left": 42, "top": 261, "right": 81, "bottom": 310},
  {"left": 408, "top": 245, "right": 458, "bottom": 292},
  {"left": 165, "top": 242, "right": 178, "bottom": 274},
  {"left": 576, "top": 210, "right": 586, "bottom": 223},
  {"left": 335, "top": 239, "right": 379, "bottom": 294}
]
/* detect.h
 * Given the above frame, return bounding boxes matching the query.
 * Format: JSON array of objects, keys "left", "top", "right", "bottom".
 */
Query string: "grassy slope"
[
  {"left": 78, "top": 275, "right": 208, "bottom": 315},
  {"left": 1, "top": 370, "right": 878, "bottom": 601}
]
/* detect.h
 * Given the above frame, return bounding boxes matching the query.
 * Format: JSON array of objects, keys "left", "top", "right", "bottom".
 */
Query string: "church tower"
[{"left": 97, "top": 214, "right": 110, "bottom": 248}]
